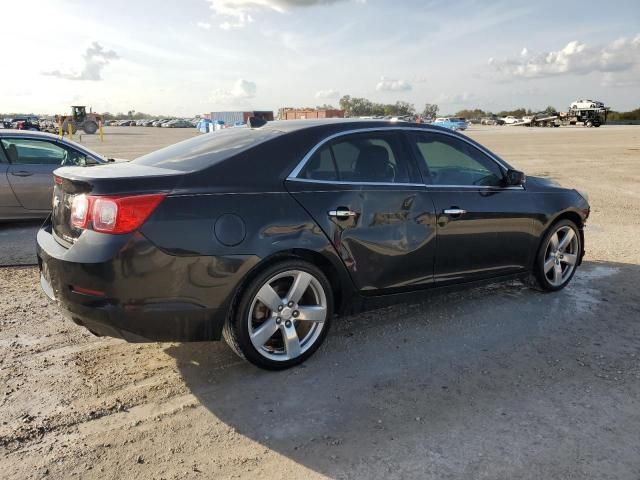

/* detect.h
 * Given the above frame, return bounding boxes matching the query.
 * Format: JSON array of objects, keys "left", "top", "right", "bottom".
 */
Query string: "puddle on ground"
[{"left": 562, "top": 265, "right": 619, "bottom": 314}]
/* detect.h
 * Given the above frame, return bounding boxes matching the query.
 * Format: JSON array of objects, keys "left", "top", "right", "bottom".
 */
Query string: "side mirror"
[{"left": 505, "top": 169, "right": 526, "bottom": 186}]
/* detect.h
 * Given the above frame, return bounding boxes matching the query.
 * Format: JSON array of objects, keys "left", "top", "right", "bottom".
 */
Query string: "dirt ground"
[{"left": 1, "top": 125, "right": 639, "bottom": 479}]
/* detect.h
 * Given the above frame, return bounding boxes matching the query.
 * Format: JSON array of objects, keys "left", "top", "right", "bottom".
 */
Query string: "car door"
[
  {"left": 406, "top": 130, "right": 536, "bottom": 285},
  {"left": 0, "top": 144, "right": 21, "bottom": 211},
  {"left": 1, "top": 137, "right": 84, "bottom": 211},
  {"left": 286, "top": 129, "right": 437, "bottom": 294}
]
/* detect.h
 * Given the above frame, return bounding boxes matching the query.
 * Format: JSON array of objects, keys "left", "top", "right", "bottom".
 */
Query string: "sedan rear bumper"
[
  {"left": 36, "top": 220, "right": 257, "bottom": 342},
  {"left": 40, "top": 270, "right": 218, "bottom": 342}
]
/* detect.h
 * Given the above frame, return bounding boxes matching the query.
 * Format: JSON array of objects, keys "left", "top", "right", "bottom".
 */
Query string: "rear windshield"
[{"left": 133, "top": 127, "right": 282, "bottom": 172}]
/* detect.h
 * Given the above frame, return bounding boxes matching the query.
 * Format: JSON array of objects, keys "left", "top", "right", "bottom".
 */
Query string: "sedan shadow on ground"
[
  {"left": 0, "top": 220, "right": 43, "bottom": 266},
  {"left": 164, "top": 261, "right": 640, "bottom": 479}
]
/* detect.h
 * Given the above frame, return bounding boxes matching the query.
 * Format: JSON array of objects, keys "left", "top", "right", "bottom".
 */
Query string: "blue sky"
[{"left": 3, "top": 0, "right": 639, "bottom": 115}]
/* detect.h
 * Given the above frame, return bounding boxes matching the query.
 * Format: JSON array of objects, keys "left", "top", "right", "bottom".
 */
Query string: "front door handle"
[
  {"left": 12, "top": 171, "right": 34, "bottom": 177},
  {"left": 443, "top": 208, "right": 467, "bottom": 216},
  {"left": 328, "top": 208, "right": 357, "bottom": 218}
]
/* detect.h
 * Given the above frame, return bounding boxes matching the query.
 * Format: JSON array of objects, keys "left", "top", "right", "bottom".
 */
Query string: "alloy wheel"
[
  {"left": 543, "top": 225, "right": 579, "bottom": 287},
  {"left": 248, "top": 270, "right": 327, "bottom": 361}
]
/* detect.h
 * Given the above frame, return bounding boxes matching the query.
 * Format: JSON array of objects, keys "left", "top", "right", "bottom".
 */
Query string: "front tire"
[
  {"left": 83, "top": 121, "right": 98, "bottom": 134},
  {"left": 530, "top": 219, "right": 581, "bottom": 291},
  {"left": 223, "top": 260, "right": 333, "bottom": 370}
]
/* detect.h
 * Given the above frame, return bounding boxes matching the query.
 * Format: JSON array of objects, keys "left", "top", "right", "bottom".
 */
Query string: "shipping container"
[
  {"left": 282, "top": 109, "right": 345, "bottom": 120},
  {"left": 208, "top": 111, "right": 275, "bottom": 126},
  {"left": 209, "top": 111, "right": 245, "bottom": 125}
]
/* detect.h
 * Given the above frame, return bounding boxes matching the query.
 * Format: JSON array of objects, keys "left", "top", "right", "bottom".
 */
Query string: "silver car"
[{"left": 0, "top": 130, "right": 108, "bottom": 220}]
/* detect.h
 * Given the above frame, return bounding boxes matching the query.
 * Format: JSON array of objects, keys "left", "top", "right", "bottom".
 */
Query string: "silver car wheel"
[
  {"left": 543, "top": 225, "right": 579, "bottom": 287},
  {"left": 248, "top": 270, "right": 328, "bottom": 361}
]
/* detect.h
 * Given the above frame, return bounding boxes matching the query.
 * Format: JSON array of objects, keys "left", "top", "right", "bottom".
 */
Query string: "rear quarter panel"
[{"left": 139, "top": 191, "right": 355, "bottom": 306}]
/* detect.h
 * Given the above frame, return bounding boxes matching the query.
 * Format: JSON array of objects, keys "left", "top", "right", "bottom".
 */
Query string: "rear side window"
[
  {"left": 1, "top": 138, "right": 66, "bottom": 165},
  {"left": 133, "top": 127, "right": 282, "bottom": 172},
  {"left": 301, "top": 146, "right": 337, "bottom": 181},
  {"left": 300, "top": 131, "right": 411, "bottom": 183}
]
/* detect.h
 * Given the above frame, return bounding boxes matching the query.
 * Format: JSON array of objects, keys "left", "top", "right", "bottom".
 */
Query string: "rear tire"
[
  {"left": 223, "top": 259, "right": 333, "bottom": 370},
  {"left": 529, "top": 219, "right": 581, "bottom": 292}
]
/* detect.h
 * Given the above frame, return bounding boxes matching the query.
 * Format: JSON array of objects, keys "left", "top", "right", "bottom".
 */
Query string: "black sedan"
[{"left": 37, "top": 120, "right": 589, "bottom": 370}]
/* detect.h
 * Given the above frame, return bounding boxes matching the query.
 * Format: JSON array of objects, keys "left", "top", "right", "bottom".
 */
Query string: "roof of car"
[{"left": 0, "top": 129, "right": 65, "bottom": 140}]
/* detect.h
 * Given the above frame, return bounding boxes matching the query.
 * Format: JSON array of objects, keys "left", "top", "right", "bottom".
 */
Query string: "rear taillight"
[
  {"left": 71, "top": 194, "right": 91, "bottom": 229},
  {"left": 70, "top": 193, "right": 165, "bottom": 234},
  {"left": 92, "top": 195, "right": 165, "bottom": 234}
]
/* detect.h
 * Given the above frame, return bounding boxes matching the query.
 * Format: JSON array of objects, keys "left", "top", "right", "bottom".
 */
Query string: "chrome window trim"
[
  {"left": 427, "top": 184, "right": 525, "bottom": 190},
  {"left": 287, "top": 177, "right": 524, "bottom": 190},
  {"left": 286, "top": 126, "right": 512, "bottom": 182},
  {"left": 287, "top": 177, "right": 425, "bottom": 187}
]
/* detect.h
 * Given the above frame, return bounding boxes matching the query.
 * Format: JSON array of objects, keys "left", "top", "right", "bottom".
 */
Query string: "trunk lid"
[{"left": 52, "top": 163, "right": 183, "bottom": 246}]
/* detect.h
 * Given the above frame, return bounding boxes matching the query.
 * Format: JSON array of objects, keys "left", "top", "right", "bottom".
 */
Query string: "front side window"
[
  {"left": 300, "top": 131, "right": 411, "bottom": 183},
  {"left": 409, "top": 132, "right": 504, "bottom": 187},
  {"left": 61, "top": 146, "right": 88, "bottom": 166},
  {"left": 1, "top": 138, "right": 67, "bottom": 165}
]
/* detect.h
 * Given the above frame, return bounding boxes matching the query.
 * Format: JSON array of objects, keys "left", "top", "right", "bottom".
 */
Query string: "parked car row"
[
  {"left": 480, "top": 117, "right": 505, "bottom": 126},
  {"left": 431, "top": 117, "right": 468, "bottom": 131},
  {"left": 104, "top": 118, "right": 198, "bottom": 128},
  {"left": 1, "top": 117, "right": 41, "bottom": 130}
]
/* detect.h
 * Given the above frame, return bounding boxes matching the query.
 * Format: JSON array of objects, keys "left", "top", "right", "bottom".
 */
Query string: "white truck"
[{"left": 512, "top": 100, "right": 609, "bottom": 128}]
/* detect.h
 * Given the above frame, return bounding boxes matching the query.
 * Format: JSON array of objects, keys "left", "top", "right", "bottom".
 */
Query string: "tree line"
[
  {"left": 327, "top": 96, "right": 567, "bottom": 119},
  {"left": 335, "top": 95, "right": 417, "bottom": 117},
  {"left": 4, "top": 104, "right": 640, "bottom": 121},
  {"left": 100, "top": 111, "right": 174, "bottom": 120},
  {"left": 322, "top": 96, "right": 640, "bottom": 121},
  {"left": 608, "top": 108, "right": 640, "bottom": 121}
]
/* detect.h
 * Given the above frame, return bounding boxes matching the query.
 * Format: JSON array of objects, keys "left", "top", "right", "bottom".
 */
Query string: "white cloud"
[
  {"left": 435, "top": 92, "right": 478, "bottom": 104},
  {"left": 42, "top": 42, "right": 119, "bottom": 81},
  {"left": 601, "top": 71, "right": 640, "bottom": 88},
  {"left": 211, "top": 78, "right": 257, "bottom": 102},
  {"left": 197, "top": 21, "right": 212, "bottom": 29},
  {"left": 375, "top": 77, "right": 412, "bottom": 92},
  {"left": 315, "top": 88, "right": 340, "bottom": 99},
  {"left": 489, "top": 34, "right": 640, "bottom": 80},
  {"left": 206, "top": 0, "right": 363, "bottom": 29}
]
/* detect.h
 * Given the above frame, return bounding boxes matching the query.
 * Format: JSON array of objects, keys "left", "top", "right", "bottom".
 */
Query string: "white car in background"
[
  {"left": 502, "top": 116, "right": 520, "bottom": 124},
  {"left": 571, "top": 99, "right": 604, "bottom": 110}
]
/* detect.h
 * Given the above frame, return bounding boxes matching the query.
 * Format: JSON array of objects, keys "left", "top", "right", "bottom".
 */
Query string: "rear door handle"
[
  {"left": 443, "top": 208, "right": 467, "bottom": 216},
  {"left": 11, "top": 171, "right": 33, "bottom": 177},
  {"left": 329, "top": 208, "right": 357, "bottom": 218}
]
